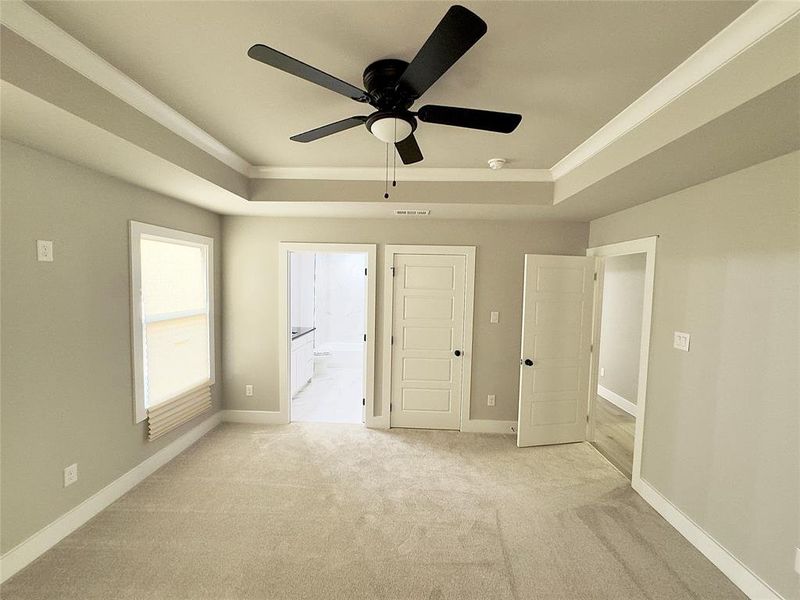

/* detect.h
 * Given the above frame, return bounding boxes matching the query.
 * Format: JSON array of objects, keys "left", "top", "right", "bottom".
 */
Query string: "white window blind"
[{"left": 130, "top": 222, "right": 214, "bottom": 438}]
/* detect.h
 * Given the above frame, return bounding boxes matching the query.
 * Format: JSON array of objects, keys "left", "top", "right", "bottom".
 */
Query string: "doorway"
[
  {"left": 590, "top": 253, "right": 646, "bottom": 478},
  {"left": 278, "top": 243, "right": 377, "bottom": 426},
  {"left": 587, "top": 237, "right": 657, "bottom": 486}
]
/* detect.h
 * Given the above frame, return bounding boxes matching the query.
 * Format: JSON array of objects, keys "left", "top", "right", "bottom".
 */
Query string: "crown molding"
[
  {"left": 248, "top": 166, "right": 553, "bottom": 182},
  {"left": 4, "top": 0, "right": 796, "bottom": 187},
  {"left": 550, "top": 0, "right": 800, "bottom": 180},
  {"left": 0, "top": 0, "right": 251, "bottom": 176}
]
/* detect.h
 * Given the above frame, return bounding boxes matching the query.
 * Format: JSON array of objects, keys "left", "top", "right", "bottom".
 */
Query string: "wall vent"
[{"left": 393, "top": 209, "right": 430, "bottom": 216}]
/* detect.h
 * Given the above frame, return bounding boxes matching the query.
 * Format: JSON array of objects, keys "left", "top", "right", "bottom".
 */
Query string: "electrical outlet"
[
  {"left": 490, "top": 311, "right": 499, "bottom": 324},
  {"left": 487, "top": 394, "right": 496, "bottom": 407},
  {"left": 245, "top": 384, "right": 254, "bottom": 397},
  {"left": 64, "top": 463, "right": 78, "bottom": 487},
  {"left": 673, "top": 331, "right": 691, "bottom": 352},
  {"left": 600, "top": 367, "right": 605, "bottom": 377},
  {"left": 37, "top": 240, "right": 54, "bottom": 262}
]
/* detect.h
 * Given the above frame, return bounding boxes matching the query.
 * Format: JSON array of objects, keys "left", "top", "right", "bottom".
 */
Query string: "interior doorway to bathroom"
[{"left": 278, "top": 243, "right": 377, "bottom": 426}]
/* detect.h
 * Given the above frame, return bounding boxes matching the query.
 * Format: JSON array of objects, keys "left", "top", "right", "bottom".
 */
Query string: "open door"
[{"left": 517, "top": 255, "right": 595, "bottom": 447}]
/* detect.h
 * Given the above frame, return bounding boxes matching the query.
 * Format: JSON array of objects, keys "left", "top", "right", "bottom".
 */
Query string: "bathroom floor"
[{"left": 292, "top": 362, "right": 363, "bottom": 423}]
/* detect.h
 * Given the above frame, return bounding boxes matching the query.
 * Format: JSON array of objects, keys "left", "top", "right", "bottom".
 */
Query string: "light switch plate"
[
  {"left": 674, "top": 331, "right": 691, "bottom": 352},
  {"left": 37, "top": 240, "right": 54, "bottom": 262},
  {"left": 490, "top": 311, "right": 499, "bottom": 324},
  {"left": 600, "top": 367, "right": 605, "bottom": 377},
  {"left": 245, "top": 384, "right": 254, "bottom": 397},
  {"left": 487, "top": 394, "right": 496, "bottom": 407}
]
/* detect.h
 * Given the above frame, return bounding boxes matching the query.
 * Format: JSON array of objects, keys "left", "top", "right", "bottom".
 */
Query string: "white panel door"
[
  {"left": 517, "top": 255, "right": 595, "bottom": 447},
  {"left": 390, "top": 254, "right": 466, "bottom": 429}
]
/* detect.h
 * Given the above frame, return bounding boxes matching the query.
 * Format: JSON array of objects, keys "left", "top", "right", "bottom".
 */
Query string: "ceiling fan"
[{"left": 247, "top": 5, "right": 521, "bottom": 165}]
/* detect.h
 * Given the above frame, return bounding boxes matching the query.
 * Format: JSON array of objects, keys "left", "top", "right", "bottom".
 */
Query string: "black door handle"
[
  {"left": 454, "top": 350, "right": 462, "bottom": 357},
  {"left": 523, "top": 358, "right": 534, "bottom": 366}
]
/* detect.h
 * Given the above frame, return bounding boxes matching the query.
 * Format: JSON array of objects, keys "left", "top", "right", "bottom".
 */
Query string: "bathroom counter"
[{"left": 291, "top": 326, "right": 316, "bottom": 340}]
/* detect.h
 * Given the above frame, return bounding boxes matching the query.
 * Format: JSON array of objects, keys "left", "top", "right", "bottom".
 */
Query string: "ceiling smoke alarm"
[{"left": 488, "top": 158, "right": 507, "bottom": 170}]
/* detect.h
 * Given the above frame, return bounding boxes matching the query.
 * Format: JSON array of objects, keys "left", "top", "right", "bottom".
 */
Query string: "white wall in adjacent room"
[
  {"left": 598, "top": 253, "right": 646, "bottom": 402},
  {"left": 313, "top": 252, "right": 366, "bottom": 350}
]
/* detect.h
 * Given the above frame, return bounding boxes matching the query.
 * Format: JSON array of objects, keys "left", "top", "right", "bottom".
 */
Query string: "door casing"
[
  {"left": 381, "top": 245, "right": 476, "bottom": 430},
  {"left": 586, "top": 236, "right": 658, "bottom": 489}
]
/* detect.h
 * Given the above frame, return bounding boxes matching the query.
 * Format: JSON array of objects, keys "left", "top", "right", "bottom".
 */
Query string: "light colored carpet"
[{"left": 2, "top": 423, "right": 745, "bottom": 600}]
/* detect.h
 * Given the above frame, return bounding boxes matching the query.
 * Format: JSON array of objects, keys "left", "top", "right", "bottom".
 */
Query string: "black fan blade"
[
  {"left": 395, "top": 134, "right": 423, "bottom": 165},
  {"left": 418, "top": 105, "right": 521, "bottom": 133},
  {"left": 396, "top": 5, "right": 487, "bottom": 99},
  {"left": 248, "top": 44, "right": 369, "bottom": 103},
  {"left": 290, "top": 116, "right": 368, "bottom": 143}
]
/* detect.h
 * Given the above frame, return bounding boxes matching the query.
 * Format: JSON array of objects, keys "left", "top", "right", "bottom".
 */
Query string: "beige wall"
[
  {"left": 0, "top": 140, "right": 223, "bottom": 553},
  {"left": 222, "top": 217, "right": 588, "bottom": 421},
  {"left": 598, "top": 253, "right": 646, "bottom": 402},
  {"left": 589, "top": 151, "right": 800, "bottom": 600}
]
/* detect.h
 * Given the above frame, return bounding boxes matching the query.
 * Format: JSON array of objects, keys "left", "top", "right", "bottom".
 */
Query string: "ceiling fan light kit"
[
  {"left": 366, "top": 113, "right": 415, "bottom": 144},
  {"left": 247, "top": 4, "right": 521, "bottom": 197}
]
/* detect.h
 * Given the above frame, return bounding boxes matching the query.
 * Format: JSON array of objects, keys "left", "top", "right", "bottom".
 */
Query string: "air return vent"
[{"left": 393, "top": 209, "right": 430, "bottom": 216}]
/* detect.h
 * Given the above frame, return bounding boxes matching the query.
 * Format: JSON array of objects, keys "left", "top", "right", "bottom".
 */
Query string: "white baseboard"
[
  {"left": 0, "top": 411, "right": 222, "bottom": 584},
  {"left": 633, "top": 478, "right": 784, "bottom": 600},
  {"left": 597, "top": 384, "right": 638, "bottom": 417},
  {"left": 460, "top": 419, "right": 516, "bottom": 434},
  {"left": 221, "top": 409, "right": 286, "bottom": 424}
]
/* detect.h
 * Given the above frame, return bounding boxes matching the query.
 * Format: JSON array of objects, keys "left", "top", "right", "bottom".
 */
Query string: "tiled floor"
[{"left": 292, "top": 363, "right": 363, "bottom": 423}]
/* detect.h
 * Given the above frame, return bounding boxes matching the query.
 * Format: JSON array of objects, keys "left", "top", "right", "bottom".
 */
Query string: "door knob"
[
  {"left": 522, "top": 358, "right": 534, "bottom": 366},
  {"left": 454, "top": 350, "right": 462, "bottom": 357}
]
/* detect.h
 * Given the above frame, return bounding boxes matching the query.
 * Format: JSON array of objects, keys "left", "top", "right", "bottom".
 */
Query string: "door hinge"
[
  {"left": 590, "top": 343, "right": 593, "bottom": 353},
  {"left": 390, "top": 403, "right": 393, "bottom": 412},
  {"left": 362, "top": 398, "right": 366, "bottom": 406},
  {"left": 391, "top": 335, "right": 394, "bottom": 345},
  {"left": 593, "top": 272, "right": 598, "bottom": 281},
  {"left": 390, "top": 266, "right": 396, "bottom": 277},
  {"left": 364, "top": 267, "right": 368, "bottom": 276},
  {"left": 586, "top": 414, "right": 590, "bottom": 423},
  {"left": 363, "top": 333, "right": 367, "bottom": 342}
]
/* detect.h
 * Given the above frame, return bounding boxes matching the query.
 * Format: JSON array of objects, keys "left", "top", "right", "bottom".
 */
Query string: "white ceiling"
[{"left": 30, "top": 0, "right": 753, "bottom": 169}]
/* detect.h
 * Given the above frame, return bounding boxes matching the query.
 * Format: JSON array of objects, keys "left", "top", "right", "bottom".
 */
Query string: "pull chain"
[
  {"left": 384, "top": 142, "right": 389, "bottom": 199},
  {"left": 392, "top": 121, "right": 397, "bottom": 188}
]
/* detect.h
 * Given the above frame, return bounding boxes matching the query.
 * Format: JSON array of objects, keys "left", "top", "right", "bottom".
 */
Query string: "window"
[{"left": 130, "top": 222, "right": 214, "bottom": 431}]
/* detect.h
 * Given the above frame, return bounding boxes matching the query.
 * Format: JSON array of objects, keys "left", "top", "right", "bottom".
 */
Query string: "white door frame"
[
  {"left": 381, "top": 245, "right": 476, "bottom": 430},
  {"left": 278, "top": 242, "right": 377, "bottom": 426},
  {"left": 586, "top": 236, "right": 657, "bottom": 488}
]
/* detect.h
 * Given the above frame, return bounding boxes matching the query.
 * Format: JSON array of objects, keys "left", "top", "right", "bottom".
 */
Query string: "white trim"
[
  {"left": 0, "top": 0, "right": 250, "bottom": 176},
  {"left": 249, "top": 166, "right": 553, "bottom": 182},
  {"left": 550, "top": 1, "right": 800, "bottom": 179},
  {"left": 0, "top": 412, "right": 222, "bottom": 584},
  {"left": 596, "top": 384, "right": 638, "bottom": 417},
  {"left": 129, "top": 221, "right": 215, "bottom": 424},
  {"left": 634, "top": 478, "right": 785, "bottom": 600},
  {"left": 381, "top": 245, "right": 476, "bottom": 431},
  {"left": 221, "top": 410, "right": 285, "bottom": 424},
  {"left": 587, "top": 236, "right": 657, "bottom": 489},
  {"left": 459, "top": 419, "right": 516, "bottom": 434},
  {"left": 278, "top": 243, "right": 378, "bottom": 427}
]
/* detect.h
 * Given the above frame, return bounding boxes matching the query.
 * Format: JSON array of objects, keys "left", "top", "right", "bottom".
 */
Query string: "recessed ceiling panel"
[{"left": 30, "top": 1, "right": 754, "bottom": 168}]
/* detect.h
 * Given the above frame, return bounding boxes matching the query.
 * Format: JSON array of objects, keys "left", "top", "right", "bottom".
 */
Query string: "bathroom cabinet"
[{"left": 291, "top": 330, "right": 315, "bottom": 396}]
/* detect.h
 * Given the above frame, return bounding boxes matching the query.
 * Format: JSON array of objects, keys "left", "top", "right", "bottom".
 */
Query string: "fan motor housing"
[{"left": 363, "top": 59, "right": 413, "bottom": 110}]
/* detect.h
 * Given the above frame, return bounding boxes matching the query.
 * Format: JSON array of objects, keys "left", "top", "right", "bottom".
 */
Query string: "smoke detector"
[{"left": 487, "top": 158, "right": 507, "bottom": 170}]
